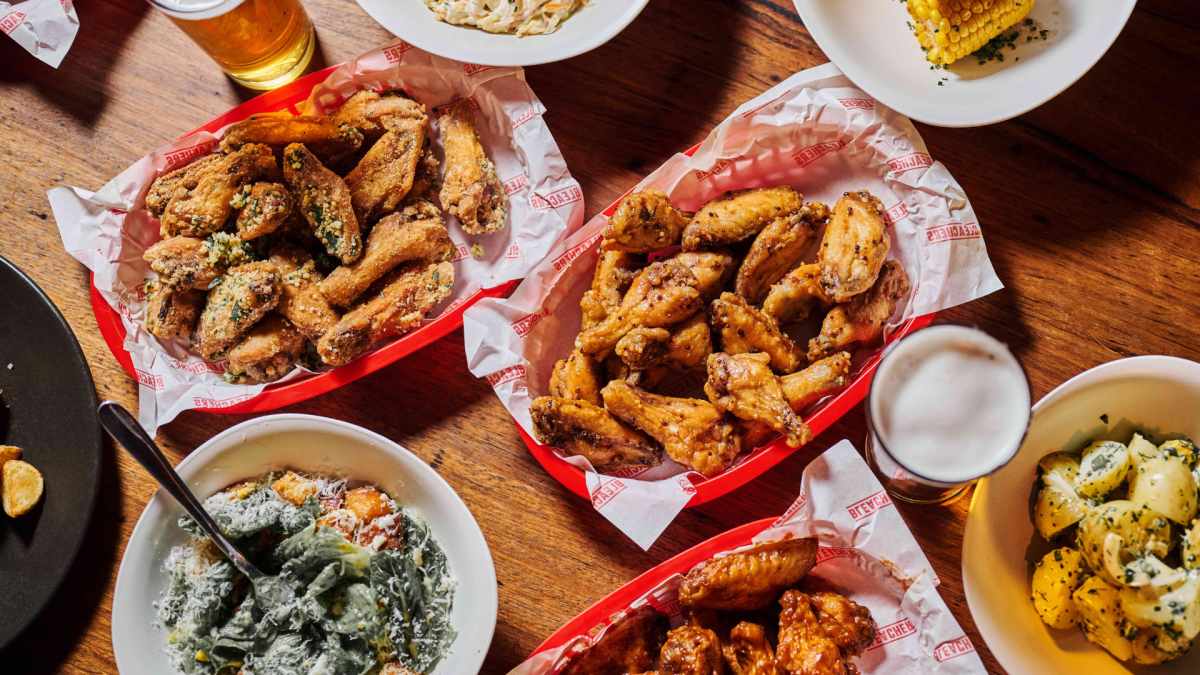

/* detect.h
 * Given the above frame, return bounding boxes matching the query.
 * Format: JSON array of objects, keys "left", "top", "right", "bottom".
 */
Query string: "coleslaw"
[{"left": 425, "top": 0, "right": 583, "bottom": 36}]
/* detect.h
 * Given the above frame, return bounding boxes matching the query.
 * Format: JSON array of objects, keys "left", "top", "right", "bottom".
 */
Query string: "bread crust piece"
[
  {"left": 438, "top": 99, "right": 506, "bottom": 234},
  {"left": 145, "top": 280, "right": 205, "bottom": 339},
  {"left": 220, "top": 115, "right": 364, "bottom": 164},
  {"left": 226, "top": 314, "right": 306, "bottom": 383},
  {"left": 282, "top": 142, "right": 363, "bottom": 265},
  {"left": 678, "top": 537, "right": 819, "bottom": 610},
  {"left": 318, "top": 201, "right": 454, "bottom": 308}
]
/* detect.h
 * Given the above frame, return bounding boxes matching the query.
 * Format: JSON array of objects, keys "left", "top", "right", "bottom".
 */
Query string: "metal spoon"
[{"left": 97, "top": 401, "right": 293, "bottom": 602}]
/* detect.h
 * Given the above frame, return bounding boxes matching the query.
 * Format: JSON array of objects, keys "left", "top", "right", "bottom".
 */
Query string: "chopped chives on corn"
[{"left": 906, "top": 0, "right": 1034, "bottom": 65}]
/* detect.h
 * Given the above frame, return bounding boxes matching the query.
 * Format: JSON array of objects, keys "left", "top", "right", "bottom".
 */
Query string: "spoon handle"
[{"left": 97, "top": 401, "right": 263, "bottom": 581}]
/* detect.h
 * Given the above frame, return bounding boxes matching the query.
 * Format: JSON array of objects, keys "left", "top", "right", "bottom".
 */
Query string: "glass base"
[
  {"left": 227, "top": 23, "right": 315, "bottom": 90},
  {"left": 864, "top": 432, "right": 971, "bottom": 505}
]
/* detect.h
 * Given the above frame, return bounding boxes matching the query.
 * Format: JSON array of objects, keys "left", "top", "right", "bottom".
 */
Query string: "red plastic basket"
[{"left": 89, "top": 64, "right": 513, "bottom": 414}]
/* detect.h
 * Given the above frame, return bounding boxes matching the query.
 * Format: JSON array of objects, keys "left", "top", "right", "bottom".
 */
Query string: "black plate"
[{"left": 0, "top": 256, "right": 102, "bottom": 650}]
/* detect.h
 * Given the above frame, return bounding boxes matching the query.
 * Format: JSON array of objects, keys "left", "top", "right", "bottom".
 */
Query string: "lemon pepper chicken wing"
[
  {"left": 797, "top": 578, "right": 875, "bottom": 658},
  {"left": 160, "top": 143, "right": 277, "bottom": 238},
  {"left": 282, "top": 142, "right": 363, "bottom": 264},
  {"left": 601, "top": 380, "right": 740, "bottom": 478},
  {"left": 193, "top": 261, "right": 282, "bottom": 359},
  {"left": 580, "top": 250, "right": 645, "bottom": 330},
  {"left": 709, "top": 293, "right": 807, "bottom": 375},
  {"left": 220, "top": 115, "right": 364, "bottom": 165},
  {"left": 616, "top": 312, "right": 712, "bottom": 371},
  {"left": 439, "top": 99, "right": 506, "bottom": 234},
  {"left": 776, "top": 590, "right": 846, "bottom": 675},
  {"left": 679, "top": 538, "right": 819, "bottom": 610},
  {"left": 232, "top": 182, "right": 293, "bottom": 240},
  {"left": 319, "top": 201, "right": 454, "bottom": 307},
  {"left": 723, "top": 622, "right": 778, "bottom": 675},
  {"left": 268, "top": 243, "right": 341, "bottom": 342},
  {"left": 661, "top": 626, "right": 725, "bottom": 675},
  {"left": 561, "top": 605, "right": 671, "bottom": 675},
  {"left": 601, "top": 188, "right": 694, "bottom": 253},
  {"left": 317, "top": 260, "right": 454, "bottom": 366},
  {"left": 780, "top": 352, "right": 852, "bottom": 411},
  {"left": 762, "top": 264, "right": 831, "bottom": 326},
  {"left": 817, "top": 190, "right": 890, "bottom": 303},
  {"left": 225, "top": 314, "right": 305, "bottom": 383},
  {"left": 529, "top": 397, "right": 662, "bottom": 473},
  {"left": 808, "top": 260, "right": 909, "bottom": 361},
  {"left": 549, "top": 349, "right": 605, "bottom": 406},
  {"left": 735, "top": 202, "right": 829, "bottom": 304},
  {"left": 144, "top": 280, "right": 204, "bottom": 339},
  {"left": 145, "top": 154, "right": 220, "bottom": 219},
  {"left": 682, "top": 186, "right": 803, "bottom": 251},
  {"left": 705, "top": 352, "right": 811, "bottom": 448},
  {"left": 345, "top": 114, "right": 430, "bottom": 225}
]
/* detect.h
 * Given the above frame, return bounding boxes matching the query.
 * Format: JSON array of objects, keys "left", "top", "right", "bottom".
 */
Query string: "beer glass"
[
  {"left": 863, "top": 325, "right": 1032, "bottom": 504},
  {"left": 150, "top": 0, "right": 316, "bottom": 90}
]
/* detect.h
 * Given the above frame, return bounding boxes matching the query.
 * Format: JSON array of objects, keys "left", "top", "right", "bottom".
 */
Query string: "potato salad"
[
  {"left": 424, "top": 0, "right": 583, "bottom": 36},
  {"left": 1030, "top": 432, "right": 1200, "bottom": 665}
]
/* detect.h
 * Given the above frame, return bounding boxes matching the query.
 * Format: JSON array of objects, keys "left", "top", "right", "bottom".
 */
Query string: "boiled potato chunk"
[
  {"left": 1128, "top": 433, "right": 1161, "bottom": 472},
  {"left": 1184, "top": 522, "right": 1200, "bottom": 570},
  {"left": 1077, "top": 501, "right": 1171, "bottom": 587},
  {"left": 1160, "top": 439, "right": 1198, "bottom": 467},
  {"left": 2, "top": 459, "right": 44, "bottom": 517},
  {"left": 1039, "top": 451, "right": 1081, "bottom": 483},
  {"left": 1119, "top": 571, "right": 1200, "bottom": 642},
  {"left": 1077, "top": 440, "right": 1130, "bottom": 499},
  {"left": 1129, "top": 456, "right": 1198, "bottom": 525},
  {"left": 1034, "top": 483, "right": 1091, "bottom": 539},
  {"left": 1031, "top": 547, "right": 1089, "bottom": 628},
  {"left": 1073, "top": 576, "right": 1134, "bottom": 661},
  {"left": 1131, "top": 627, "right": 1192, "bottom": 665},
  {"left": 0, "top": 446, "right": 19, "bottom": 465}
]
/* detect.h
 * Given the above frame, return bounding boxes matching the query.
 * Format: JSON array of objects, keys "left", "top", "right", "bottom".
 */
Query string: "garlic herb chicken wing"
[
  {"left": 817, "top": 190, "right": 889, "bottom": 304},
  {"left": 580, "top": 250, "right": 644, "bottom": 331},
  {"left": 736, "top": 202, "right": 829, "bottom": 304},
  {"left": 601, "top": 380, "right": 740, "bottom": 478},
  {"left": 439, "top": 99, "right": 506, "bottom": 234},
  {"left": 549, "top": 348, "right": 605, "bottom": 406},
  {"left": 679, "top": 538, "right": 819, "bottom": 610},
  {"left": 797, "top": 579, "right": 875, "bottom": 658},
  {"left": 194, "top": 261, "right": 282, "bottom": 359},
  {"left": 705, "top": 352, "right": 811, "bottom": 448},
  {"left": 709, "top": 293, "right": 807, "bottom": 375},
  {"left": 232, "top": 182, "right": 293, "bottom": 240},
  {"left": 762, "top": 264, "right": 830, "bottom": 326},
  {"left": 602, "top": 188, "right": 694, "bottom": 253},
  {"left": 683, "top": 186, "right": 803, "bottom": 251},
  {"left": 283, "top": 142, "right": 363, "bottom": 265},
  {"left": 530, "top": 397, "right": 662, "bottom": 473},
  {"left": 345, "top": 112, "right": 429, "bottom": 224},
  {"left": 268, "top": 243, "right": 341, "bottom": 342},
  {"left": 225, "top": 314, "right": 305, "bottom": 383},
  {"left": 331, "top": 89, "right": 428, "bottom": 143},
  {"left": 144, "top": 280, "right": 204, "bottom": 339},
  {"left": 160, "top": 143, "right": 277, "bottom": 238},
  {"left": 221, "top": 115, "right": 364, "bottom": 165},
  {"left": 776, "top": 590, "right": 847, "bottom": 675},
  {"left": 723, "top": 622, "right": 778, "bottom": 675},
  {"left": 808, "top": 260, "right": 909, "bottom": 361},
  {"left": 561, "top": 606, "right": 671, "bottom": 675},
  {"left": 146, "top": 154, "right": 220, "bottom": 219},
  {"left": 661, "top": 626, "right": 725, "bottom": 675}
]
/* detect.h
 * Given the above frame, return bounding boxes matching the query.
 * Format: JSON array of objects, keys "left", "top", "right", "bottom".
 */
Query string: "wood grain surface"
[{"left": 2, "top": 0, "right": 1199, "bottom": 672}]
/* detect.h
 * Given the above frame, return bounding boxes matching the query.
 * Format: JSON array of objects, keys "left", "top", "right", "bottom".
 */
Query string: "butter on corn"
[{"left": 906, "top": 0, "right": 1034, "bottom": 66}]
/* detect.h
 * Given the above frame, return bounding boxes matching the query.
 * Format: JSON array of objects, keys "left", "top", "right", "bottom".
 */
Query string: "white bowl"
[
  {"left": 111, "top": 414, "right": 498, "bottom": 675},
  {"left": 792, "top": 0, "right": 1137, "bottom": 127},
  {"left": 356, "top": 0, "right": 650, "bottom": 66},
  {"left": 963, "top": 356, "right": 1200, "bottom": 674}
]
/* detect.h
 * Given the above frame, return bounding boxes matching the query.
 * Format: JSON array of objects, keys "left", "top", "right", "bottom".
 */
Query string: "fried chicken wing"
[
  {"left": 221, "top": 115, "right": 364, "bottom": 165},
  {"left": 601, "top": 380, "right": 740, "bottom": 478},
  {"left": 194, "top": 261, "right": 282, "bottom": 359},
  {"left": 160, "top": 143, "right": 277, "bottom": 238},
  {"left": 762, "top": 264, "right": 831, "bottom": 326},
  {"left": 776, "top": 590, "right": 846, "bottom": 675},
  {"left": 797, "top": 579, "right": 875, "bottom": 658},
  {"left": 144, "top": 280, "right": 204, "bottom": 339},
  {"left": 723, "top": 622, "right": 778, "bottom": 675},
  {"left": 529, "top": 396, "right": 662, "bottom": 473},
  {"left": 662, "top": 626, "right": 725, "bottom": 675},
  {"left": 439, "top": 99, "right": 506, "bottom": 234},
  {"left": 704, "top": 352, "right": 811, "bottom": 448},
  {"left": 144, "top": 236, "right": 220, "bottom": 289},
  {"left": 709, "top": 293, "right": 806, "bottom": 375},
  {"left": 319, "top": 201, "right": 454, "bottom": 307},
  {"left": 780, "top": 352, "right": 851, "bottom": 411},
  {"left": 605, "top": 355, "right": 672, "bottom": 392},
  {"left": 331, "top": 89, "right": 428, "bottom": 143},
  {"left": 682, "top": 186, "right": 803, "bottom": 251},
  {"left": 735, "top": 203, "right": 829, "bottom": 304},
  {"left": 561, "top": 605, "right": 670, "bottom": 675},
  {"left": 601, "top": 188, "right": 693, "bottom": 253},
  {"left": 580, "top": 250, "right": 645, "bottom": 330},
  {"left": 145, "top": 154, "right": 220, "bottom": 218},
  {"left": 268, "top": 243, "right": 341, "bottom": 342},
  {"left": 679, "top": 538, "right": 819, "bottom": 610},
  {"left": 225, "top": 314, "right": 305, "bottom": 383},
  {"left": 808, "top": 260, "right": 909, "bottom": 361},
  {"left": 669, "top": 250, "right": 738, "bottom": 303},
  {"left": 317, "top": 260, "right": 454, "bottom": 366},
  {"left": 615, "top": 326, "right": 672, "bottom": 370},
  {"left": 616, "top": 312, "right": 712, "bottom": 371},
  {"left": 345, "top": 115, "right": 429, "bottom": 225},
  {"left": 549, "top": 348, "right": 604, "bottom": 406},
  {"left": 282, "top": 142, "right": 363, "bottom": 264},
  {"left": 817, "top": 190, "right": 889, "bottom": 303},
  {"left": 232, "top": 182, "right": 293, "bottom": 240},
  {"left": 406, "top": 146, "right": 441, "bottom": 205}
]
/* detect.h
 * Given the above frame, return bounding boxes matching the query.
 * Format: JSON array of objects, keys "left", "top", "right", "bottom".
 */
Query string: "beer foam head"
[{"left": 870, "top": 325, "right": 1030, "bottom": 484}]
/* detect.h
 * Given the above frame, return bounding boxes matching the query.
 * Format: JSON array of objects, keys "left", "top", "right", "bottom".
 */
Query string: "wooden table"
[{"left": 2, "top": 0, "right": 1198, "bottom": 672}]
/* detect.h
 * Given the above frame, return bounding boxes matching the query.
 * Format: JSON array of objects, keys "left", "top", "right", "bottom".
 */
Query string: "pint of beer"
[{"left": 150, "top": 0, "right": 315, "bottom": 90}]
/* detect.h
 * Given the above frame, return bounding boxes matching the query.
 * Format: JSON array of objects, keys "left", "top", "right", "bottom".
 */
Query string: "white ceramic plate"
[
  {"left": 963, "top": 356, "right": 1200, "bottom": 674},
  {"left": 792, "top": 0, "right": 1137, "bottom": 127},
  {"left": 356, "top": 0, "right": 650, "bottom": 66},
  {"left": 111, "top": 414, "right": 498, "bottom": 675}
]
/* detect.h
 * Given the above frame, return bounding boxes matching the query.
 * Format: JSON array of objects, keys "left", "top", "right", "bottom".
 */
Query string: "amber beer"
[{"left": 151, "top": 0, "right": 315, "bottom": 89}]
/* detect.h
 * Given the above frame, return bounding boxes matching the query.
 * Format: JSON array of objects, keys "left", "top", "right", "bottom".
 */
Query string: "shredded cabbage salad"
[{"left": 424, "top": 0, "right": 584, "bottom": 36}]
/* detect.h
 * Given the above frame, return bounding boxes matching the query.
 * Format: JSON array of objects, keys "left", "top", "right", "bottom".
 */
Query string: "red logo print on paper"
[
  {"left": 772, "top": 491, "right": 808, "bottom": 526},
  {"left": 0, "top": 11, "right": 26, "bottom": 33},
  {"left": 502, "top": 174, "right": 527, "bottom": 196},
  {"left": 553, "top": 232, "right": 603, "bottom": 272},
  {"left": 607, "top": 465, "right": 654, "bottom": 480},
  {"left": 693, "top": 155, "right": 745, "bottom": 181},
  {"left": 511, "top": 106, "right": 539, "bottom": 130},
  {"left": 382, "top": 42, "right": 415, "bottom": 63},
  {"left": 193, "top": 394, "right": 256, "bottom": 409},
  {"left": 449, "top": 243, "right": 471, "bottom": 263},
  {"left": 511, "top": 308, "right": 550, "bottom": 337},
  {"left": 164, "top": 140, "right": 219, "bottom": 169},
  {"left": 740, "top": 92, "right": 789, "bottom": 119},
  {"left": 484, "top": 365, "right": 525, "bottom": 388},
  {"left": 884, "top": 202, "right": 909, "bottom": 226},
  {"left": 935, "top": 636, "right": 976, "bottom": 662},
  {"left": 925, "top": 222, "right": 981, "bottom": 244},
  {"left": 442, "top": 293, "right": 471, "bottom": 315},
  {"left": 464, "top": 63, "right": 498, "bottom": 76},
  {"left": 172, "top": 359, "right": 227, "bottom": 375},
  {"left": 531, "top": 185, "right": 583, "bottom": 211},
  {"left": 505, "top": 243, "right": 520, "bottom": 260},
  {"left": 135, "top": 369, "right": 164, "bottom": 390},
  {"left": 866, "top": 618, "right": 917, "bottom": 652},
  {"left": 839, "top": 98, "right": 875, "bottom": 110},
  {"left": 591, "top": 479, "right": 627, "bottom": 509},
  {"left": 887, "top": 152, "right": 933, "bottom": 175},
  {"left": 676, "top": 475, "right": 697, "bottom": 496},
  {"left": 846, "top": 489, "right": 893, "bottom": 521},
  {"left": 815, "top": 546, "right": 860, "bottom": 564},
  {"left": 792, "top": 140, "right": 846, "bottom": 168}
]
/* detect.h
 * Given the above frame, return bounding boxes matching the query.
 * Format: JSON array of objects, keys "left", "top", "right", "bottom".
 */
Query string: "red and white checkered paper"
[
  {"left": 508, "top": 440, "right": 986, "bottom": 675},
  {"left": 48, "top": 40, "right": 583, "bottom": 435},
  {"left": 463, "top": 63, "right": 1001, "bottom": 548},
  {"left": 1, "top": 0, "right": 78, "bottom": 68}
]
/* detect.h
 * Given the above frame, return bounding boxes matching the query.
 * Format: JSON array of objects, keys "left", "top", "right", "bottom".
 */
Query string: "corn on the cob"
[{"left": 906, "top": 0, "right": 1034, "bottom": 66}]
